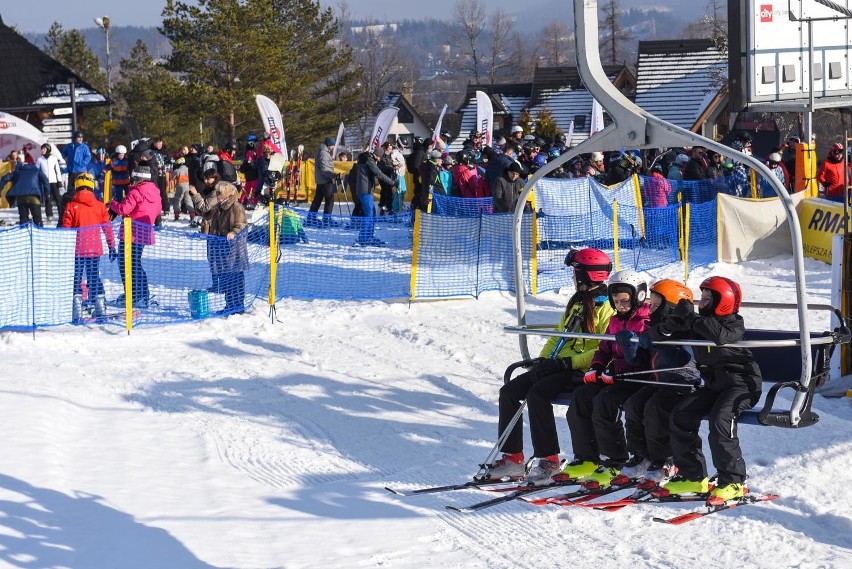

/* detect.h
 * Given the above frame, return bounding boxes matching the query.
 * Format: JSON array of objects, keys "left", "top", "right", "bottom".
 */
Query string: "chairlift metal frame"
[{"left": 508, "top": 0, "right": 850, "bottom": 427}]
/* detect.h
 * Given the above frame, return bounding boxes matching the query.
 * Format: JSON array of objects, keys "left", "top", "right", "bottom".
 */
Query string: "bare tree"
[
  {"left": 681, "top": 0, "right": 728, "bottom": 90},
  {"left": 599, "top": 0, "right": 633, "bottom": 65},
  {"left": 485, "top": 9, "right": 515, "bottom": 84},
  {"left": 538, "top": 21, "right": 574, "bottom": 66},
  {"left": 448, "top": 0, "right": 486, "bottom": 84},
  {"left": 504, "top": 30, "right": 536, "bottom": 82}
]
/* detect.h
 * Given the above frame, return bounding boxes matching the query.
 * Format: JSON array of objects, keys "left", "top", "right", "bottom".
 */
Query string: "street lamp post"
[{"left": 94, "top": 16, "right": 112, "bottom": 122}]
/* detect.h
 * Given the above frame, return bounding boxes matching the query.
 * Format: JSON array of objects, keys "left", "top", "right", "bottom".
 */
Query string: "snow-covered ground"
[{"left": 1, "top": 211, "right": 851, "bottom": 568}]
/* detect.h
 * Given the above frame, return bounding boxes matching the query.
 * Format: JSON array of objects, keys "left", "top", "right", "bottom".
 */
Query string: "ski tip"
[
  {"left": 384, "top": 486, "right": 406, "bottom": 496},
  {"left": 445, "top": 505, "right": 472, "bottom": 513}
]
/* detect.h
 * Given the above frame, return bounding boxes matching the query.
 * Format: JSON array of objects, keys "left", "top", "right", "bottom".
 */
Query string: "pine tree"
[
  {"left": 116, "top": 40, "right": 198, "bottom": 144},
  {"left": 533, "top": 106, "right": 560, "bottom": 141},
  {"left": 518, "top": 108, "right": 534, "bottom": 136},
  {"left": 160, "top": 0, "right": 362, "bottom": 148}
]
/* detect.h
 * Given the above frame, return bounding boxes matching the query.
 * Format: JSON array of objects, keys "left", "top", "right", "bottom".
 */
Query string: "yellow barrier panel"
[
  {"left": 0, "top": 160, "right": 12, "bottom": 208},
  {"left": 103, "top": 169, "right": 112, "bottom": 203},
  {"left": 268, "top": 201, "right": 277, "bottom": 306},
  {"left": 409, "top": 209, "right": 422, "bottom": 300},
  {"left": 795, "top": 142, "right": 819, "bottom": 196},
  {"left": 124, "top": 217, "right": 133, "bottom": 334},
  {"left": 613, "top": 200, "right": 620, "bottom": 271},
  {"left": 799, "top": 197, "right": 851, "bottom": 262}
]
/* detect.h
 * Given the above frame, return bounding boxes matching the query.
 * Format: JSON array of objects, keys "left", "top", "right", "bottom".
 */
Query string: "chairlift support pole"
[{"left": 511, "top": 0, "right": 813, "bottom": 426}]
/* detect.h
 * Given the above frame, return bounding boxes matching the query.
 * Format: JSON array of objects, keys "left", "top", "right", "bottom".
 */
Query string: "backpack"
[
  {"left": 239, "top": 159, "right": 259, "bottom": 181},
  {"left": 218, "top": 159, "right": 239, "bottom": 184}
]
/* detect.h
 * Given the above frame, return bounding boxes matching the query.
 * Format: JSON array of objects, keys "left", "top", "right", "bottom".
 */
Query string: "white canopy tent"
[{"left": 0, "top": 112, "right": 47, "bottom": 162}]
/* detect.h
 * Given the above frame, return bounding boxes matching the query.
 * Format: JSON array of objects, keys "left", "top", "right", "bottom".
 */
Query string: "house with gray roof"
[
  {"left": 634, "top": 39, "right": 729, "bottom": 139},
  {"left": 448, "top": 64, "right": 635, "bottom": 153}
]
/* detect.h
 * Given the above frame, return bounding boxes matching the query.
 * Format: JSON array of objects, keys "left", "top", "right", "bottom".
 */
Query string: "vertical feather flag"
[
  {"left": 333, "top": 122, "right": 344, "bottom": 159},
  {"left": 475, "top": 91, "right": 493, "bottom": 148},
  {"left": 590, "top": 98, "right": 605, "bottom": 138},
  {"left": 368, "top": 107, "right": 399, "bottom": 153},
  {"left": 255, "top": 94, "right": 288, "bottom": 158},
  {"left": 431, "top": 104, "right": 448, "bottom": 147}
]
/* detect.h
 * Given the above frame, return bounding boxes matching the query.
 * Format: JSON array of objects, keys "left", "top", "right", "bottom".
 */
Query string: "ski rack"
[{"left": 510, "top": 0, "right": 839, "bottom": 427}]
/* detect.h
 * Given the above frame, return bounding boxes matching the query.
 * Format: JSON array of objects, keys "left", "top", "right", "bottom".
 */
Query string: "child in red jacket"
[{"left": 61, "top": 173, "right": 116, "bottom": 322}]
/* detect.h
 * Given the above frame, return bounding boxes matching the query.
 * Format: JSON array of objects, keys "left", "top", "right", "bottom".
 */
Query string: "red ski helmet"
[
  {"left": 565, "top": 248, "right": 612, "bottom": 285},
  {"left": 699, "top": 276, "right": 742, "bottom": 316}
]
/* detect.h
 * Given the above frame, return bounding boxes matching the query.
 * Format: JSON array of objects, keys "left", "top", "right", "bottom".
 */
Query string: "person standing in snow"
[
  {"left": 653, "top": 276, "right": 762, "bottom": 506},
  {"left": 61, "top": 173, "right": 115, "bottom": 322},
  {"left": 481, "top": 248, "right": 616, "bottom": 485},
  {"left": 109, "top": 165, "right": 161, "bottom": 308}
]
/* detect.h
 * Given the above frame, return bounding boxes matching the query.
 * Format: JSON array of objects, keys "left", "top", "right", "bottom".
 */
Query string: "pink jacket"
[
  {"left": 643, "top": 172, "right": 672, "bottom": 207},
  {"left": 590, "top": 303, "right": 651, "bottom": 375},
  {"left": 109, "top": 180, "right": 161, "bottom": 245}
]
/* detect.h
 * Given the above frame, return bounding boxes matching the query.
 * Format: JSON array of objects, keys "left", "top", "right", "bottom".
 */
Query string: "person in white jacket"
[{"left": 36, "top": 143, "right": 65, "bottom": 223}]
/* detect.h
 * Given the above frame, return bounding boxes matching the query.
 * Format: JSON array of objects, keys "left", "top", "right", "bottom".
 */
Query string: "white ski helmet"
[
  {"left": 608, "top": 269, "right": 648, "bottom": 310},
  {"left": 115, "top": 144, "right": 127, "bottom": 154}
]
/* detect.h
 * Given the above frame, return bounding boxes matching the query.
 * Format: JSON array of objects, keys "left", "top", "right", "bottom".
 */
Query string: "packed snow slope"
[{"left": 0, "top": 255, "right": 850, "bottom": 568}]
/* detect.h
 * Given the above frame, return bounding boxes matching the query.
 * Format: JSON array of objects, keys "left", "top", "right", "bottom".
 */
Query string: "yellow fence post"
[
  {"left": 269, "top": 201, "right": 277, "bottom": 310},
  {"left": 613, "top": 200, "right": 620, "bottom": 271},
  {"left": 123, "top": 217, "right": 133, "bottom": 334},
  {"left": 531, "top": 209, "right": 538, "bottom": 296},
  {"left": 683, "top": 202, "right": 691, "bottom": 284},
  {"left": 409, "top": 209, "right": 421, "bottom": 300},
  {"left": 103, "top": 169, "right": 112, "bottom": 203}
]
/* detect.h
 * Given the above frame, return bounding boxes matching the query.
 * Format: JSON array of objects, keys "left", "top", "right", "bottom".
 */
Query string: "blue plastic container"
[{"left": 188, "top": 290, "right": 209, "bottom": 319}]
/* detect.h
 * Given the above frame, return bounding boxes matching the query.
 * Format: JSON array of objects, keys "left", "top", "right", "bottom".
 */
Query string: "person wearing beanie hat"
[
  {"left": 413, "top": 148, "right": 447, "bottom": 212},
  {"left": 307, "top": 135, "right": 339, "bottom": 226},
  {"left": 492, "top": 160, "right": 526, "bottom": 213}
]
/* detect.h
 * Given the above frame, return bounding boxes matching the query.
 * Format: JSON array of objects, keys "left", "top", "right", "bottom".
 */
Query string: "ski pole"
[
  {"left": 617, "top": 366, "right": 693, "bottom": 377},
  {"left": 614, "top": 376, "right": 698, "bottom": 389}
]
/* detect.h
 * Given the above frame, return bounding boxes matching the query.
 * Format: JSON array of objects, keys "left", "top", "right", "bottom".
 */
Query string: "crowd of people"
[{"left": 482, "top": 247, "right": 760, "bottom": 507}]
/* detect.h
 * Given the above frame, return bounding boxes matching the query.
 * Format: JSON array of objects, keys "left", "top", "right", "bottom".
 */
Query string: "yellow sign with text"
[{"left": 799, "top": 198, "right": 850, "bottom": 263}]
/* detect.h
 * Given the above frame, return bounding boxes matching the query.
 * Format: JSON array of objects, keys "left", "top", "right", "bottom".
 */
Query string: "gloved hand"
[
  {"left": 614, "top": 329, "right": 637, "bottom": 348},
  {"left": 601, "top": 367, "right": 615, "bottom": 384},
  {"left": 661, "top": 314, "right": 691, "bottom": 333},
  {"left": 108, "top": 246, "right": 118, "bottom": 262},
  {"left": 673, "top": 298, "right": 696, "bottom": 317},
  {"left": 583, "top": 366, "right": 603, "bottom": 384},
  {"left": 533, "top": 357, "right": 572, "bottom": 377},
  {"left": 615, "top": 329, "right": 639, "bottom": 360}
]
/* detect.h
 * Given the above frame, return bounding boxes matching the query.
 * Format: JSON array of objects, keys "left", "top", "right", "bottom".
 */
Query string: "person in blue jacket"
[
  {"left": 61, "top": 131, "right": 92, "bottom": 187},
  {"left": 4, "top": 162, "right": 49, "bottom": 226}
]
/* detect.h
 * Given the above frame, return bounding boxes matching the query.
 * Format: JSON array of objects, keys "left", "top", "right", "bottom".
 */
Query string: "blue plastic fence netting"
[
  {"left": 431, "top": 194, "right": 493, "bottom": 217},
  {"left": 270, "top": 206, "right": 413, "bottom": 299},
  {"left": 0, "top": 220, "right": 271, "bottom": 329},
  {"left": 685, "top": 197, "right": 718, "bottom": 268}
]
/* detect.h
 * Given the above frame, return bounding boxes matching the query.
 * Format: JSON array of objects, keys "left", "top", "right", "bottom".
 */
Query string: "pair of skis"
[{"left": 386, "top": 477, "right": 778, "bottom": 524}]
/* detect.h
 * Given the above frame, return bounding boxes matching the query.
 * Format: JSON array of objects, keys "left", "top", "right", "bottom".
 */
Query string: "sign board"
[
  {"left": 42, "top": 117, "right": 72, "bottom": 126},
  {"left": 53, "top": 107, "right": 73, "bottom": 116},
  {"left": 42, "top": 124, "right": 73, "bottom": 133},
  {"left": 45, "top": 134, "right": 72, "bottom": 145},
  {"left": 730, "top": 0, "right": 852, "bottom": 110},
  {"left": 799, "top": 197, "right": 851, "bottom": 263}
]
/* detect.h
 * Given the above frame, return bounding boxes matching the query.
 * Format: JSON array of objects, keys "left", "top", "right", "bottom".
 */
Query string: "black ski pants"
[
  {"left": 669, "top": 385, "right": 760, "bottom": 485},
  {"left": 623, "top": 386, "right": 690, "bottom": 463},
  {"left": 309, "top": 182, "right": 335, "bottom": 215},
  {"left": 566, "top": 382, "right": 641, "bottom": 466},
  {"left": 498, "top": 367, "right": 580, "bottom": 458}
]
